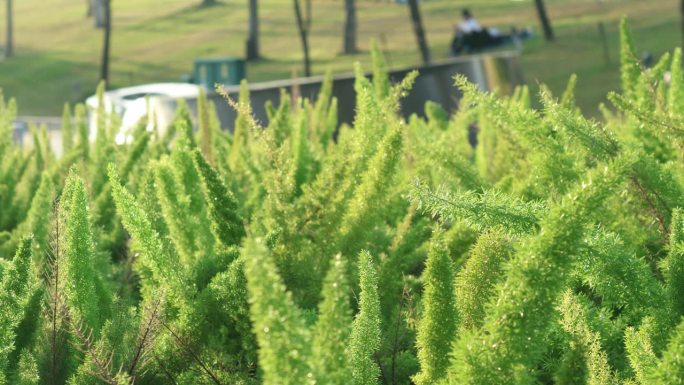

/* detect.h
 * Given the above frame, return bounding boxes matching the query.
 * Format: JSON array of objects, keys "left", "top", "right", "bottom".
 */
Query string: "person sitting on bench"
[
  {"left": 457, "top": 8, "right": 483, "bottom": 35},
  {"left": 452, "top": 8, "right": 525, "bottom": 55}
]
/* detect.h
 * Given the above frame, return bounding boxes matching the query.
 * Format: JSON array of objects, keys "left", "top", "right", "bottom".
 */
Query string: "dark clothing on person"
[{"left": 451, "top": 28, "right": 531, "bottom": 55}]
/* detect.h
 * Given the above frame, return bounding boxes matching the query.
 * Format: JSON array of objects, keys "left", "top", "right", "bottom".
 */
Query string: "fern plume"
[
  {"left": 348, "top": 250, "right": 381, "bottom": 385},
  {"left": 413, "top": 231, "right": 457, "bottom": 385},
  {"left": 243, "top": 237, "right": 315, "bottom": 385},
  {"left": 0, "top": 237, "right": 34, "bottom": 383}
]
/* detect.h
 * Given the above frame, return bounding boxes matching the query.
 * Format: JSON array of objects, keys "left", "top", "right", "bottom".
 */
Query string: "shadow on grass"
[
  {"left": 0, "top": 49, "right": 102, "bottom": 114},
  {"left": 131, "top": 1, "right": 230, "bottom": 29}
]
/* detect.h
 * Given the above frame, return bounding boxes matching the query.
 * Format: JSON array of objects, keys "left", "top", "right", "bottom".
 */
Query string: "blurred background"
[{"left": 0, "top": 0, "right": 681, "bottom": 118}]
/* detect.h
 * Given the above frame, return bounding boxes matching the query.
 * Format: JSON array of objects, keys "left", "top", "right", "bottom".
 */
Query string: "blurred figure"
[
  {"left": 451, "top": 8, "right": 532, "bottom": 56},
  {"left": 457, "top": 9, "right": 483, "bottom": 35},
  {"left": 452, "top": 9, "right": 497, "bottom": 55},
  {"left": 641, "top": 51, "right": 654, "bottom": 68}
]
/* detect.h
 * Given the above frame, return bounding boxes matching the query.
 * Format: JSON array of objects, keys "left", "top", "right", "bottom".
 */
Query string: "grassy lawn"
[{"left": 0, "top": 0, "right": 680, "bottom": 115}]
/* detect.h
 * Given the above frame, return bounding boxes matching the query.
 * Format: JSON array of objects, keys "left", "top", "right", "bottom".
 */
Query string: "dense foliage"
[{"left": 2, "top": 20, "right": 684, "bottom": 384}]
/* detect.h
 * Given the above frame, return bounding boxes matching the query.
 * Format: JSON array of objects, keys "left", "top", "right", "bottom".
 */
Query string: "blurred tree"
[
  {"left": 343, "top": 0, "right": 358, "bottom": 54},
  {"left": 5, "top": 0, "right": 13, "bottom": 58},
  {"left": 408, "top": 0, "right": 430, "bottom": 64},
  {"left": 246, "top": 0, "right": 260, "bottom": 60},
  {"left": 100, "top": 0, "right": 111, "bottom": 85},
  {"left": 596, "top": 0, "right": 610, "bottom": 65},
  {"left": 293, "top": 0, "right": 312, "bottom": 76},
  {"left": 202, "top": 0, "right": 217, "bottom": 6},
  {"left": 534, "top": 0, "right": 554, "bottom": 41},
  {"left": 92, "top": 0, "right": 105, "bottom": 28}
]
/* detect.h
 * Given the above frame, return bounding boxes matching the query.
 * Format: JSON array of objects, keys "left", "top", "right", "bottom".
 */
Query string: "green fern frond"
[
  {"left": 619, "top": 18, "right": 642, "bottom": 97},
  {"left": 348, "top": 250, "right": 381, "bottom": 385},
  {"left": 0, "top": 237, "right": 34, "bottom": 383},
  {"left": 647, "top": 317, "right": 684, "bottom": 384},
  {"left": 455, "top": 229, "right": 512, "bottom": 332},
  {"left": 193, "top": 150, "right": 245, "bottom": 249},
  {"left": 663, "top": 208, "right": 684, "bottom": 318},
  {"left": 413, "top": 231, "right": 456, "bottom": 385},
  {"left": 60, "top": 171, "right": 107, "bottom": 335},
  {"left": 410, "top": 181, "right": 542, "bottom": 234},
  {"left": 243, "top": 237, "right": 315, "bottom": 385},
  {"left": 312, "top": 254, "right": 352, "bottom": 385},
  {"left": 559, "top": 291, "right": 615, "bottom": 385},
  {"left": 625, "top": 319, "right": 658, "bottom": 384},
  {"left": 108, "top": 165, "right": 188, "bottom": 302}
]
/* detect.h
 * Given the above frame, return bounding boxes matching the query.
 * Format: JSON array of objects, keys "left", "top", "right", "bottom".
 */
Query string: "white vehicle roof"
[{"left": 85, "top": 82, "right": 203, "bottom": 107}]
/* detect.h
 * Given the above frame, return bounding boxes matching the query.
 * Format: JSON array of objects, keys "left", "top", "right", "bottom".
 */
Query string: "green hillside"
[{"left": 0, "top": 0, "right": 680, "bottom": 115}]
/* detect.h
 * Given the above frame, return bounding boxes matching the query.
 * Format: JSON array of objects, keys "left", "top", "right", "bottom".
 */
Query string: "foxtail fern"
[
  {"left": 348, "top": 250, "right": 381, "bottom": 385},
  {"left": 312, "top": 254, "right": 352, "bottom": 385},
  {"left": 243, "top": 237, "right": 315, "bottom": 385},
  {"left": 413, "top": 231, "right": 456, "bottom": 385},
  {"left": 0, "top": 237, "right": 34, "bottom": 384},
  {"left": 60, "top": 171, "right": 108, "bottom": 335}
]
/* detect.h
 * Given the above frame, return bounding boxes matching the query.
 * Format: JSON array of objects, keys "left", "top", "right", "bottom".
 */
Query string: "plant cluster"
[{"left": 1, "top": 20, "right": 684, "bottom": 384}]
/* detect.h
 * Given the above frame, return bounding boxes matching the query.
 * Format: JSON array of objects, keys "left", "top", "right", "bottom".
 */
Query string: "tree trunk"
[
  {"left": 681, "top": 0, "right": 684, "bottom": 51},
  {"left": 94, "top": 0, "right": 105, "bottom": 28},
  {"left": 246, "top": 0, "right": 260, "bottom": 60},
  {"left": 100, "top": 0, "right": 111, "bottom": 85},
  {"left": 597, "top": 21, "right": 610, "bottom": 66},
  {"left": 534, "top": 0, "right": 554, "bottom": 42},
  {"left": 5, "top": 0, "right": 13, "bottom": 58},
  {"left": 293, "top": 0, "right": 311, "bottom": 76},
  {"left": 343, "top": 0, "right": 357, "bottom": 54},
  {"left": 408, "top": 0, "right": 430, "bottom": 64},
  {"left": 87, "top": 0, "right": 93, "bottom": 17}
]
